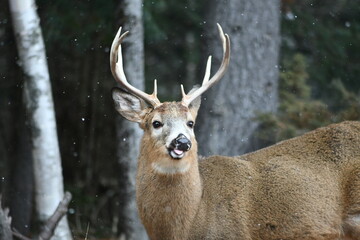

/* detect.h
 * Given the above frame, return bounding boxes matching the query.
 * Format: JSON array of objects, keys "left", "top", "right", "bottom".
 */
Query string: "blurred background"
[{"left": 0, "top": 0, "right": 359, "bottom": 239}]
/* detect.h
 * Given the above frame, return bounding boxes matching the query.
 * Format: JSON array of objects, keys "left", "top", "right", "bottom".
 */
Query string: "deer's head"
[{"left": 111, "top": 24, "right": 230, "bottom": 174}]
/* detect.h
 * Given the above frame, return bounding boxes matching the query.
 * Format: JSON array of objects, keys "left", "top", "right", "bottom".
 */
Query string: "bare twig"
[
  {"left": 38, "top": 191, "right": 72, "bottom": 240},
  {"left": 9, "top": 192, "right": 72, "bottom": 240},
  {"left": 12, "top": 230, "right": 31, "bottom": 240},
  {"left": 84, "top": 222, "right": 90, "bottom": 240},
  {"left": 0, "top": 195, "right": 13, "bottom": 240}
]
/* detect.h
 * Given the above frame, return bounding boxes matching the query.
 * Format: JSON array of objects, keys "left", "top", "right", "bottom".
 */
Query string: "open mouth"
[
  {"left": 167, "top": 134, "right": 191, "bottom": 159},
  {"left": 168, "top": 148, "right": 185, "bottom": 159}
]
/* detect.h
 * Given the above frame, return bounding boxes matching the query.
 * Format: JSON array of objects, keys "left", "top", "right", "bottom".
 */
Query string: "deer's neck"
[{"left": 136, "top": 145, "right": 202, "bottom": 240}]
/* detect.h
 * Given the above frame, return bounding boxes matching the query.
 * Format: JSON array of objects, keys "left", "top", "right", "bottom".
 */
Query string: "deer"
[{"left": 110, "top": 24, "right": 360, "bottom": 240}]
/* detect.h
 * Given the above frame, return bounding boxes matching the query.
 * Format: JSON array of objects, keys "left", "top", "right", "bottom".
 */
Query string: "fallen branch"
[
  {"left": 12, "top": 230, "right": 31, "bottom": 240},
  {"left": 11, "top": 191, "right": 72, "bottom": 240},
  {"left": 0, "top": 196, "right": 13, "bottom": 240},
  {"left": 38, "top": 191, "right": 72, "bottom": 240}
]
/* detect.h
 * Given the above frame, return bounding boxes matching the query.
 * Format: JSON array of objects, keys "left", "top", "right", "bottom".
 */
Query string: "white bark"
[
  {"left": 9, "top": 1, "right": 72, "bottom": 239},
  {"left": 116, "top": 0, "right": 148, "bottom": 239}
]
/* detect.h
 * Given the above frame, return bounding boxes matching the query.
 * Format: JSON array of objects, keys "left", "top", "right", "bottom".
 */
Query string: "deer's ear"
[{"left": 112, "top": 87, "right": 150, "bottom": 123}]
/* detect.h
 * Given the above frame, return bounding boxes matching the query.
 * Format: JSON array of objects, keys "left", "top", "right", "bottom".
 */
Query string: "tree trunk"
[
  {"left": 197, "top": 0, "right": 280, "bottom": 156},
  {"left": 9, "top": 1, "right": 72, "bottom": 239},
  {"left": 9, "top": 109, "right": 33, "bottom": 235},
  {"left": 115, "top": 0, "right": 148, "bottom": 239}
]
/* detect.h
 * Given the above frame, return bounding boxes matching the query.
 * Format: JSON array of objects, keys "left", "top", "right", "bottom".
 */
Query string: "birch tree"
[
  {"left": 0, "top": 204, "right": 12, "bottom": 240},
  {"left": 197, "top": 0, "right": 280, "bottom": 155},
  {"left": 9, "top": 1, "right": 72, "bottom": 239},
  {"left": 115, "top": 0, "right": 148, "bottom": 239}
]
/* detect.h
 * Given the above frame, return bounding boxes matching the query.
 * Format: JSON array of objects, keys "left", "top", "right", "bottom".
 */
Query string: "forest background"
[{"left": 0, "top": 0, "right": 359, "bottom": 239}]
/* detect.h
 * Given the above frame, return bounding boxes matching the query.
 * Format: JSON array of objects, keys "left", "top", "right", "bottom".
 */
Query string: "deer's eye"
[
  {"left": 187, "top": 121, "right": 194, "bottom": 128},
  {"left": 152, "top": 121, "right": 163, "bottom": 129}
]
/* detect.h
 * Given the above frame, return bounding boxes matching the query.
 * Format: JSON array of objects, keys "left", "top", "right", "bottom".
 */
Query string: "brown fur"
[
  {"left": 113, "top": 92, "right": 360, "bottom": 239},
  {"left": 136, "top": 103, "right": 202, "bottom": 240},
  {"left": 189, "top": 121, "right": 360, "bottom": 240},
  {"left": 138, "top": 113, "right": 360, "bottom": 239}
]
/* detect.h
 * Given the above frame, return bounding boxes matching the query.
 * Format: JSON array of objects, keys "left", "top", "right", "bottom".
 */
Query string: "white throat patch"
[{"left": 152, "top": 160, "right": 190, "bottom": 174}]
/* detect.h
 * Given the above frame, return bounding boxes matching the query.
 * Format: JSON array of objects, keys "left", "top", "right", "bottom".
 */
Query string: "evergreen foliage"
[
  {"left": 282, "top": 0, "right": 360, "bottom": 93},
  {"left": 256, "top": 0, "right": 360, "bottom": 147},
  {"left": 257, "top": 53, "right": 360, "bottom": 146}
]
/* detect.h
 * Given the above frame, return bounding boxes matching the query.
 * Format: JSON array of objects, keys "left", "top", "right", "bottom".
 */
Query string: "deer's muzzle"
[{"left": 168, "top": 134, "right": 192, "bottom": 159}]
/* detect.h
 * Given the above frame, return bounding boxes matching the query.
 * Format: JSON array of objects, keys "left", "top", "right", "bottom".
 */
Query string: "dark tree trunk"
[
  {"left": 115, "top": 0, "right": 148, "bottom": 239},
  {"left": 8, "top": 109, "right": 33, "bottom": 235},
  {"left": 0, "top": 1, "right": 33, "bottom": 234},
  {"left": 197, "top": 0, "right": 280, "bottom": 156}
]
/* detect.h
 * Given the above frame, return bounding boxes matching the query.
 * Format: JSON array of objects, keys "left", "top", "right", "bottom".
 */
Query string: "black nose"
[{"left": 172, "top": 134, "right": 192, "bottom": 151}]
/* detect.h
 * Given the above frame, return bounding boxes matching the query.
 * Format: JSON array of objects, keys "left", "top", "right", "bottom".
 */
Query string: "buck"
[{"left": 110, "top": 25, "right": 360, "bottom": 240}]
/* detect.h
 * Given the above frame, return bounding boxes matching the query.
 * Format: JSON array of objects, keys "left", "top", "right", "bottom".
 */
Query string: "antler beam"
[
  {"left": 181, "top": 24, "right": 231, "bottom": 106},
  {"left": 110, "top": 27, "right": 161, "bottom": 107}
]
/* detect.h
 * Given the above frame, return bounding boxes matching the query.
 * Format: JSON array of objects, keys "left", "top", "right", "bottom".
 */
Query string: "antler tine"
[
  {"left": 181, "top": 23, "right": 230, "bottom": 106},
  {"left": 202, "top": 55, "right": 212, "bottom": 85},
  {"left": 110, "top": 27, "right": 161, "bottom": 107}
]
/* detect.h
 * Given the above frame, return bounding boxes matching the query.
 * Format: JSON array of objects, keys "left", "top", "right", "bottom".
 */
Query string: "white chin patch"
[{"left": 170, "top": 149, "right": 185, "bottom": 159}]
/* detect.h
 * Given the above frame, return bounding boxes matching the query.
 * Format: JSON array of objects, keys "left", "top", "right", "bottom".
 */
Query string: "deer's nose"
[{"left": 172, "top": 134, "right": 192, "bottom": 151}]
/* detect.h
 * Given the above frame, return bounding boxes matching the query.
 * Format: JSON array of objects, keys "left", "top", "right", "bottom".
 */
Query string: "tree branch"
[
  {"left": 38, "top": 192, "right": 72, "bottom": 240},
  {"left": 12, "top": 230, "right": 31, "bottom": 240},
  {"left": 11, "top": 191, "right": 72, "bottom": 240},
  {"left": 0, "top": 196, "right": 13, "bottom": 240}
]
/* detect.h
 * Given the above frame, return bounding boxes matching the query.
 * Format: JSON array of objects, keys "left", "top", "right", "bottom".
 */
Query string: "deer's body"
[
  {"left": 110, "top": 26, "right": 360, "bottom": 239},
  {"left": 137, "top": 116, "right": 360, "bottom": 240}
]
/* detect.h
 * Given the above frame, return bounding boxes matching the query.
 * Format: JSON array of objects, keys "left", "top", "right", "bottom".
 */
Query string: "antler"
[
  {"left": 110, "top": 27, "right": 161, "bottom": 107},
  {"left": 181, "top": 24, "right": 231, "bottom": 107}
]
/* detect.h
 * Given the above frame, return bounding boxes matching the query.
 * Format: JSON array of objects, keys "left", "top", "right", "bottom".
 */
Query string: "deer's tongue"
[
  {"left": 173, "top": 149, "right": 184, "bottom": 155},
  {"left": 169, "top": 148, "right": 185, "bottom": 159}
]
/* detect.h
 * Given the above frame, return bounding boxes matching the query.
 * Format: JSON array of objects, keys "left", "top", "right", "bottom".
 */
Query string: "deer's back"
[{"left": 191, "top": 121, "right": 360, "bottom": 239}]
